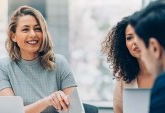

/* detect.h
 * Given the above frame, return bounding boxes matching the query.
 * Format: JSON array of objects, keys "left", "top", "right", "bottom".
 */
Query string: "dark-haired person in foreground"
[
  {"left": 129, "top": 0, "right": 165, "bottom": 113},
  {"left": 102, "top": 16, "right": 154, "bottom": 113}
]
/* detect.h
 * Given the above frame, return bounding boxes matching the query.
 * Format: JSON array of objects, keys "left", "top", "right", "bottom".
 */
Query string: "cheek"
[
  {"left": 15, "top": 35, "right": 26, "bottom": 47},
  {"left": 141, "top": 51, "right": 147, "bottom": 61},
  {"left": 141, "top": 51, "right": 152, "bottom": 69},
  {"left": 16, "top": 40, "right": 25, "bottom": 48},
  {"left": 15, "top": 37, "right": 25, "bottom": 44},
  {"left": 126, "top": 42, "right": 132, "bottom": 52},
  {"left": 142, "top": 56, "right": 149, "bottom": 65},
  {"left": 37, "top": 33, "right": 43, "bottom": 40}
]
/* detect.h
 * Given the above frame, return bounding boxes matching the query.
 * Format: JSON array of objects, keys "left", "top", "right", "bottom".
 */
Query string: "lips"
[
  {"left": 133, "top": 47, "right": 140, "bottom": 51},
  {"left": 26, "top": 40, "right": 39, "bottom": 45}
]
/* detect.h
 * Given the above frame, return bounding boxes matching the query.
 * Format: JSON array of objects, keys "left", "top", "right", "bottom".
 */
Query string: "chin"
[
  {"left": 131, "top": 52, "right": 140, "bottom": 58},
  {"left": 133, "top": 54, "right": 141, "bottom": 58},
  {"left": 28, "top": 49, "right": 40, "bottom": 53}
]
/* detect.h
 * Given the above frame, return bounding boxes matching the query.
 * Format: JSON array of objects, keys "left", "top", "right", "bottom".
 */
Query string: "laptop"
[
  {"left": 60, "top": 87, "right": 85, "bottom": 113},
  {"left": 0, "top": 96, "right": 25, "bottom": 113},
  {"left": 123, "top": 89, "right": 151, "bottom": 113}
]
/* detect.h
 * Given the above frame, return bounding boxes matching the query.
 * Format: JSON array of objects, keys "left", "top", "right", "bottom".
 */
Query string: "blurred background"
[{"left": 0, "top": 0, "right": 154, "bottom": 112}]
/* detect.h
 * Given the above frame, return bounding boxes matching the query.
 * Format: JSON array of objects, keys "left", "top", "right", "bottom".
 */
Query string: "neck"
[
  {"left": 137, "top": 58, "right": 155, "bottom": 88},
  {"left": 137, "top": 59, "right": 151, "bottom": 77},
  {"left": 152, "top": 51, "right": 165, "bottom": 77},
  {"left": 21, "top": 52, "right": 39, "bottom": 61}
]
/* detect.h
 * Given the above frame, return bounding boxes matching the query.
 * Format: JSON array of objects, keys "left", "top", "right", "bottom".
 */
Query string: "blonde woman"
[{"left": 0, "top": 6, "right": 76, "bottom": 113}]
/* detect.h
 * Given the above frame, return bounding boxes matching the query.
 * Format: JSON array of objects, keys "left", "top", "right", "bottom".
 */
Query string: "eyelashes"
[{"left": 126, "top": 36, "right": 133, "bottom": 41}]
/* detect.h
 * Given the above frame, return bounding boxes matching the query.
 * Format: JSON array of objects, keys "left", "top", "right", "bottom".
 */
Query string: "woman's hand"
[{"left": 44, "top": 90, "right": 69, "bottom": 112}]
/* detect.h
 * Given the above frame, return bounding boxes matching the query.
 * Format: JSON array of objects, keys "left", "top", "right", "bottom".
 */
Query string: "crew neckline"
[{"left": 18, "top": 57, "right": 40, "bottom": 66}]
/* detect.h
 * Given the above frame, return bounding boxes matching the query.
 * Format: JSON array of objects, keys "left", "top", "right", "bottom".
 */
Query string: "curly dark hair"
[{"left": 101, "top": 16, "right": 139, "bottom": 83}]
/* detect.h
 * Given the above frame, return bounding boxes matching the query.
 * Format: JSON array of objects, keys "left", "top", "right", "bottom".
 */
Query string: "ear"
[
  {"left": 149, "top": 37, "right": 163, "bottom": 60},
  {"left": 11, "top": 32, "right": 17, "bottom": 42}
]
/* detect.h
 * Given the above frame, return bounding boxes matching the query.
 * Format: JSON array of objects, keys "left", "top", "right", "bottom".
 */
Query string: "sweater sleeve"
[
  {"left": 0, "top": 58, "right": 11, "bottom": 91},
  {"left": 56, "top": 54, "right": 77, "bottom": 90}
]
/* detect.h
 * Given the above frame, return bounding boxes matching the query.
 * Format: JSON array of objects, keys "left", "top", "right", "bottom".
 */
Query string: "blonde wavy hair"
[{"left": 6, "top": 5, "right": 55, "bottom": 70}]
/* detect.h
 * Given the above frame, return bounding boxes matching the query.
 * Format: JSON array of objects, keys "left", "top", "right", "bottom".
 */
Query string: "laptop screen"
[
  {"left": 60, "top": 87, "right": 85, "bottom": 113},
  {"left": 123, "top": 89, "right": 151, "bottom": 113},
  {"left": 0, "top": 96, "right": 24, "bottom": 113}
]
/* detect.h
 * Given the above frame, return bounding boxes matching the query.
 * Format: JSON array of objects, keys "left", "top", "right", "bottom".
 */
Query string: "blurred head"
[
  {"left": 6, "top": 5, "right": 55, "bottom": 70},
  {"left": 129, "top": 0, "right": 165, "bottom": 76},
  {"left": 102, "top": 16, "right": 140, "bottom": 83}
]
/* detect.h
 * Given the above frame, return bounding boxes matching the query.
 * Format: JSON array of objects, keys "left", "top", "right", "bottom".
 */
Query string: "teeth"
[{"left": 27, "top": 40, "right": 38, "bottom": 44}]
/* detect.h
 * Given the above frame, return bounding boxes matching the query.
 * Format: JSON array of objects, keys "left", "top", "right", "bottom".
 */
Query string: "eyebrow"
[
  {"left": 126, "top": 34, "right": 133, "bottom": 36},
  {"left": 21, "top": 24, "right": 40, "bottom": 28}
]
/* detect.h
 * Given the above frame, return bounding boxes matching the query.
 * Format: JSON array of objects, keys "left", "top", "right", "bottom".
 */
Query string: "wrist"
[{"left": 41, "top": 97, "right": 51, "bottom": 107}]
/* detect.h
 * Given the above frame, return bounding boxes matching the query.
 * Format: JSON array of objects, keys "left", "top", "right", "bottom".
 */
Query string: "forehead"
[
  {"left": 17, "top": 15, "right": 39, "bottom": 27},
  {"left": 125, "top": 24, "right": 135, "bottom": 34}
]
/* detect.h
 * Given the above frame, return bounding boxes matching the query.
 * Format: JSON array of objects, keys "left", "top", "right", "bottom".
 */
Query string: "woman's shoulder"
[
  {"left": 0, "top": 57, "right": 13, "bottom": 64},
  {"left": 115, "top": 78, "right": 138, "bottom": 88},
  {"left": 54, "top": 54, "right": 71, "bottom": 72},
  {"left": 123, "top": 78, "right": 138, "bottom": 88},
  {"left": 55, "top": 54, "right": 68, "bottom": 64},
  {"left": 0, "top": 57, "right": 13, "bottom": 70}
]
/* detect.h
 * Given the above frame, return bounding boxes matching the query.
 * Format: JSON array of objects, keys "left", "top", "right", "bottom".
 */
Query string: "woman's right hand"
[{"left": 43, "top": 90, "right": 69, "bottom": 112}]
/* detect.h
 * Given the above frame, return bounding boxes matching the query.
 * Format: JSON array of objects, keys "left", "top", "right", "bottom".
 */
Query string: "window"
[
  {"left": 0, "top": 0, "right": 8, "bottom": 58},
  {"left": 69, "top": 0, "right": 142, "bottom": 105}
]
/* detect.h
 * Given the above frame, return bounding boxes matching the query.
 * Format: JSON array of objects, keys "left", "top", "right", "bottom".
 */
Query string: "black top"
[{"left": 149, "top": 72, "right": 165, "bottom": 113}]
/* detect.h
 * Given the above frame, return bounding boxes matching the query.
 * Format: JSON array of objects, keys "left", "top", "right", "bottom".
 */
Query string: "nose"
[
  {"left": 133, "top": 36, "right": 138, "bottom": 45},
  {"left": 133, "top": 41, "right": 137, "bottom": 46},
  {"left": 29, "top": 30, "right": 36, "bottom": 38},
  {"left": 133, "top": 36, "right": 141, "bottom": 49}
]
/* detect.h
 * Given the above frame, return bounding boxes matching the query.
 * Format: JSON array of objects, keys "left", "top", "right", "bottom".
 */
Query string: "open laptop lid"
[
  {"left": 60, "top": 87, "right": 85, "bottom": 113},
  {"left": 0, "top": 96, "right": 24, "bottom": 113},
  {"left": 123, "top": 88, "right": 151, "bottom": 113}
]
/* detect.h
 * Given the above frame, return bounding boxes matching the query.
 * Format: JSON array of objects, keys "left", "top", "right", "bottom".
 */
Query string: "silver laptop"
[
  {"left": 0, "top": 96, "right": 24, "bottom": 113},
  {"left": 60, "top": 87, "right": 85, "bottom": 113},
  {"left": 123, "top": 89, "right": 151, "bottom": 113}
]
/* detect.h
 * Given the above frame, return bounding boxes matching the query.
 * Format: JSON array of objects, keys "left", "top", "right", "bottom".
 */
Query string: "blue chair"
[{"left": 83, "top": 103, "right": 98, "bottom": 113}]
